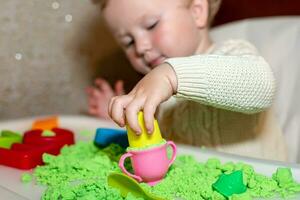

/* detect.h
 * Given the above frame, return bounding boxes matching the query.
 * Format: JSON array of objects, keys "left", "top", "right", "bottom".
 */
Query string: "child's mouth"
[{"left": 149, "top": 56, "right": 165, "bottom": 68}]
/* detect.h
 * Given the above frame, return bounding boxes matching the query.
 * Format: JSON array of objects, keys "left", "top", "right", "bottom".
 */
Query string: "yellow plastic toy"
[{"left": 126, "top": 111, "right": 163, "bottom": 148}]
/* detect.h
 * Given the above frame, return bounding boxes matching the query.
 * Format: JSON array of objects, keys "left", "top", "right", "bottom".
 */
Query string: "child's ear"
[{"left": 190, "top": 0, "right": 209, "bottom": 28}]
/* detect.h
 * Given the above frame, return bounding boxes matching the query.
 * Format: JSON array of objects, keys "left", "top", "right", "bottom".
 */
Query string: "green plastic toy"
[
  {"left": 212, "top": 170, "right": 247, "bottom": 198},
  {"left": 0, "top": 130, "right": 22, "bottom": 149},
  {"left": 107, "top": 172, "right": 166, "bottom": 200}
]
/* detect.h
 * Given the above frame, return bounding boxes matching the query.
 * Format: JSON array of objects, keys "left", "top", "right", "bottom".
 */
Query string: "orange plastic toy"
[{"left": 32, "top": 116, "right": 58, "bottom": 130}]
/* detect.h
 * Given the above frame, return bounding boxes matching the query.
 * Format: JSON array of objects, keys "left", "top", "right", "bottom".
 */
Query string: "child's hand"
[
  {"left": 87, "top": 78, "right": 124, "bottom": 119},
  {"left": 108, "top": 63, "right": 177, "bottom": 134}
]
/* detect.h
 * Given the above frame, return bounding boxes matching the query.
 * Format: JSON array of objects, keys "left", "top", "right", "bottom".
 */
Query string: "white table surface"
[{"left": 1, "top": 115, "right": 300, "bottom": 200}]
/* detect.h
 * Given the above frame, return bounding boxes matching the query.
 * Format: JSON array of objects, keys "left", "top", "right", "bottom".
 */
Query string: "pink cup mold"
[{"left": 119, "top": 141, "right": 177, "bottom": 186}]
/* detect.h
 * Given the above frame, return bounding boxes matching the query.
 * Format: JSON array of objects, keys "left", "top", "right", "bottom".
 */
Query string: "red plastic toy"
[
  {"left": 23, "top": 128, "right": 74, "bottom": 146},
  {"left": 0, "top": 128, "right": 74, "bottom": 170}
]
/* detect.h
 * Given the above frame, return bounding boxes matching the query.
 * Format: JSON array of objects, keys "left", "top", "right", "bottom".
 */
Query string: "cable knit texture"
[
  {"left": 165, "top": 41, "right": 275, "bottom": 113},
  {"left": 159, "top": 39, "right": 287, "bottom": 161}
]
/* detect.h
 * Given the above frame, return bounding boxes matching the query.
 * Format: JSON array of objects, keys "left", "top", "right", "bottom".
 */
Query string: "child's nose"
[{"left": 135, "top": 37, "right": 152, "bottom": 56}]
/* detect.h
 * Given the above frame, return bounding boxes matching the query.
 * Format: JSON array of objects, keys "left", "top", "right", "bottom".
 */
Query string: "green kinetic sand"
[
  {"left": 41, "top": 130, "right": 56, "bottom": 137},
  {"left": 21, "top": 173, "right": 32, "bottom": 183},
  {"left": 23, "top": 142, "right": 300, "bottom": 200},
  {"left": 79, "top": 130, "right": 95, "bottom": 137},
  {"left": 126, "top": 139, "right": 167, "bottom": 151}
]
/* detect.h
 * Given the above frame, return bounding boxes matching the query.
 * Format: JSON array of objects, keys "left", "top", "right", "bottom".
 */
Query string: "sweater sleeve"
[{"left": 164, "top": 40, "right": 276, "bottom": 114}]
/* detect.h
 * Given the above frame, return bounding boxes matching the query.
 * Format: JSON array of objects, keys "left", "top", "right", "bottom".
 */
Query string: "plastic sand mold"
[
  {"left": 126, "top": 111, "right": 163, "bottom": 148},
  {"left": 94, "top": 128, "right": 128, "bottom": 148},
  {"left": 32, "top": 116, "right": 58, "bottom": 130},
  {"left": 212, "top": 170, "right": 247, "bottom": 197},
  {"left": 0, "top": 130, "right": 22, "bottom": 149},
  {"left": 0, "top": 128, "right": 74, "bottom": 169},
  {"left": 108, "top": 172, "right": 166, "bottom": 200}
]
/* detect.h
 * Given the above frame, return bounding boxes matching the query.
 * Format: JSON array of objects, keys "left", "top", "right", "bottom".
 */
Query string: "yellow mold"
[{"left": 126, "top": 111, "right": 163, "bottom": 148}]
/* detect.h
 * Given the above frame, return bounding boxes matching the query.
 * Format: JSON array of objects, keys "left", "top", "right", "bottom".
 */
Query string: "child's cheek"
[
  {"left": 152, "top": 33, "right": 161, "bottom": 48},
  {"left": 152, "top": 31, "right": 172, "bottom": 55}
]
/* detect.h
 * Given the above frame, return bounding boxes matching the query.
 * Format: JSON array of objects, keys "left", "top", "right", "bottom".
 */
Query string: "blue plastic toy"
[{"left": 94, "top": 128, "right": 128, "bottom": 148}]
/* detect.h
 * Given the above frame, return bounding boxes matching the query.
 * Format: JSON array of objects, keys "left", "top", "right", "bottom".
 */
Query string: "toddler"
[{"left": 88, "top": 0, "right": 287, "bottom": 161}]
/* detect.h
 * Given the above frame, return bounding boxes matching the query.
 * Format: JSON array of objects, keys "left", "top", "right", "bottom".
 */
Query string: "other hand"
[{"left": 87, "top": 78, "right": 124, "bottom": 119}]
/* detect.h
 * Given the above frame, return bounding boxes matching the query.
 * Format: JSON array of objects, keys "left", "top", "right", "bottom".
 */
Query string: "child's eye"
[
  {"left": 120, "top": 37, "right": 134, "bottom": 48},
  {"left": 125, "top": 40, "right": 134, "bottom": 48},
  {"left": 147, "top": 21, "right": 158, "bottom": 30}
]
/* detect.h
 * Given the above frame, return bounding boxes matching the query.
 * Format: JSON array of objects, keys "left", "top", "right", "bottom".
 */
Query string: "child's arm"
[
  {"left": 109, "top": 40, "right": 275, "bottom": 134},
  {"left": 165, "top": 40, "right": 275, "bottom": 114}
]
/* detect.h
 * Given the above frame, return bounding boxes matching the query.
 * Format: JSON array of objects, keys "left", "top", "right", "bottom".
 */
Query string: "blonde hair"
[{"left": 93, "top": 0, "right": 222, "bottom": 25}]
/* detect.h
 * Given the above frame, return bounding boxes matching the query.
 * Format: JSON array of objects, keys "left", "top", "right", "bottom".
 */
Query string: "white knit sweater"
[{"left": 159, "top": 39, "right": 287, "bottom": 161}]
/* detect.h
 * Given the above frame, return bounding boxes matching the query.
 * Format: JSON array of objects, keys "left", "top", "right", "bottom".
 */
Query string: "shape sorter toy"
[{"left": 94, "top": 128, "right": 128, "bottom": 148}]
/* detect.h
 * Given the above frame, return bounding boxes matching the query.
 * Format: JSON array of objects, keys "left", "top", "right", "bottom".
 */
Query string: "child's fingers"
[
  {"left": 95, "top": 78, "right": 113, "bottom": 94},
  {"left": 86, "top": 87, "right": 101, "bottom": 97},
  {"left": 125, "top": 100, "right": 144, "bottom": 135},
  {"left": 88, "top": 97, "right": 100, "bottom": 107},
  {"left": 88, "top": 106, "right": 100, "bottom": 116},
  {"left": 108, "top": 97, "right": 115, "bottom": 118},
  {"left": 143, "top": 100, "right": 158, "bottom": 134},
  {"left": 86, "top": 87, "right": 94, "bottom": 95},
  {"left": 115, "top": 80, "right": 125, "bottom": 95},
  {"left": 87, "top": 88, "right": 97, "bottom": 106},
  {"left": 87, "top": 89, "right": 108, "bottom": 114},
  {"left": 109, "top": 95, "right": 132, "bottom": 127},
  {"left": 94, "top": 78, "right": 106, "bottom": 86}
]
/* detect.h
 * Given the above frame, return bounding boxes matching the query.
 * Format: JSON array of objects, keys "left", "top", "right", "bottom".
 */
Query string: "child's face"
[{"left": 103, "top": 0, "right": 208, "bottom": 74}]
